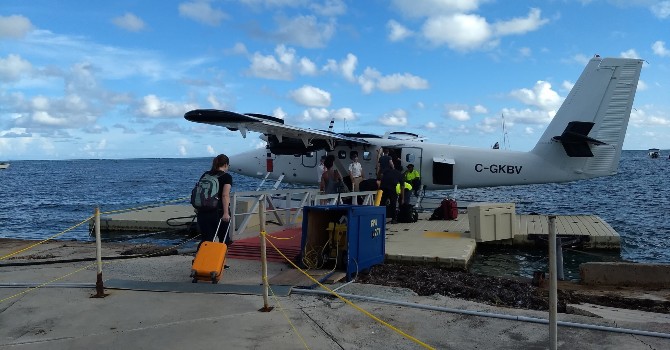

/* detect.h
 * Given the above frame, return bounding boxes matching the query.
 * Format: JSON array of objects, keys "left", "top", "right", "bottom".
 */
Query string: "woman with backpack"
[
  {"left": 194, "top": 154, "right": 233, "bottom": 250},
  {"left": 320, "top": 154, "right": 344, "bottom": 194}
]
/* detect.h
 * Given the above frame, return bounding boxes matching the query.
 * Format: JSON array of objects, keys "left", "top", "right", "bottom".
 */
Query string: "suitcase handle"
[{"left": 212, "top": 218, "right": 231, "bottom": 243}]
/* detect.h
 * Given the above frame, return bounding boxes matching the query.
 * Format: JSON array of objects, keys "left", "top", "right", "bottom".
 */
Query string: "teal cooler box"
[{"left": 300, "top": 205, "right": 385, "bottom": 281}]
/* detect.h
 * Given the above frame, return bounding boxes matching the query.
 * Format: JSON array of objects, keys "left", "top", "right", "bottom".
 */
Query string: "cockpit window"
[{"left": 338, "top": 150, "right": 347, "bottom": 159}]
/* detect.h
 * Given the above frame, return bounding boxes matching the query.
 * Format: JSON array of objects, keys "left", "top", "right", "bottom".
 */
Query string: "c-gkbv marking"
[{"left": 475, "top": 164, "right": 523, "bottom": 174}]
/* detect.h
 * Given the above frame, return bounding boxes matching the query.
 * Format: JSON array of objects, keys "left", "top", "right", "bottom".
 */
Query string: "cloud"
[
  {"left": 391, "top": 0, "right": 481, "bottom": 18},
  {"left": 473, "top": 104, "right": 488, "bottom": 114},
  {"left": 651, "top": 1, "right": 670, "bottom": 19},
  {"left": 0, "top": 54, "right": 33, "bottom": 82},
  {"left": 112, "top": 13, "right": 146, "bottom": 32},
  {"left": 271, "top": 15, "right": 336, "bottom": 48},
  {"left": 137, "top": 95, "right": 198, "bottom": 118},
  {"left": 417, "top": 8, "right": 548, "bottom": 52},
  {"left": 379, "top": 109, "right": 408, "bottom": 126},
  {"left": 493, "top": 8, "right": 548, "bottom": 36},
  {"left": 247, "top": 45, "right": 317, "bottom": 80},
  {"left": 0, "top": 15, "right": 34, "bottom": 39},
  {"left": 178, "top": 0, "right": 229, "bottom": 26},
  {"left": 652, "top": 41, "right": 670, "bottom": 57},
  {"left": 510, "top": 80, "right": 562, "bottom": 112},
  {"left": 620, "top": 49, "right": 640, "bottom": 59},
  {"left": 358, "top": 67, "right": 428, "bottom": 94},
  {"left": 300, "top": 107, "right": 355, "bottom": 122},
  {"left": 422, "top": 13, "right": 492, "bottom": 51},
  {"left": 289, "top": 85, "right": 331, "bottom": 107},
  {"left": 447, "top": 109, "right": 470, "bottom": 121},
  {"left": 323, "top": 53, "right": 357, "bottom": 82},
  {"left": 387, "top": 20, "right": 413, "bottom": 42}
]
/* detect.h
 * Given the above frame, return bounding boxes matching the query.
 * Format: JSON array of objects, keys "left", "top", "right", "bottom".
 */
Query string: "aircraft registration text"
[{"left": 474, "top": 163, "right": 523, "bottom": 174}]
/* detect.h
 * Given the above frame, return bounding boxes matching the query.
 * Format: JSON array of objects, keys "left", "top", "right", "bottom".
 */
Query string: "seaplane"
[{"left": 185, "top": 56, "right": 643, "bottom": 191}]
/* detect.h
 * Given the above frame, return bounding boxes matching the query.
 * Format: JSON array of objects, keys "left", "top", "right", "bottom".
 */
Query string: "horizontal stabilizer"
[{"left": 552, "top": 121, "right": 606, "bottom": 157}]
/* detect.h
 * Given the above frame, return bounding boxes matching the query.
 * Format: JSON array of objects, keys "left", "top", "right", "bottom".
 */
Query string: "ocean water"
[{"left": 0, "top": 151, "right": 668, "bottom": 279}]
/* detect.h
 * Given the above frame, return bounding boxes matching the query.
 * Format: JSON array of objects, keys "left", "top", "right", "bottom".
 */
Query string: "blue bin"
[{"left": 300, "top": 205, "right": 386, "bottom": 281}]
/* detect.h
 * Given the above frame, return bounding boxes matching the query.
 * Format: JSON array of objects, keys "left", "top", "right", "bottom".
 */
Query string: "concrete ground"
[{"left": 1, "top": 240, "right": 670, "bottom": 349}]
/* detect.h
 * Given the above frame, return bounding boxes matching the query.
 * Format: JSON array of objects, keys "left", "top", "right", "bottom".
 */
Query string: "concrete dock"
[{"left": 1, "top": 239, "right": 669, "bottom": 349}]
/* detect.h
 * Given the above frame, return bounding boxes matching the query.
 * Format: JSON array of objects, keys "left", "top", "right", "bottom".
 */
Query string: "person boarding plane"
[{"left": 185, "top": 56, "right": 643, "bottom": 190}]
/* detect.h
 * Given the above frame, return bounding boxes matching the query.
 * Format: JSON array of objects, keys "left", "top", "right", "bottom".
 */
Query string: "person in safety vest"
[
  {"left": 396, "top": 181, "right": 413, "bottom": 205},
  {"left": 404, "top": 164, "right": 421, "bottom": 196}
]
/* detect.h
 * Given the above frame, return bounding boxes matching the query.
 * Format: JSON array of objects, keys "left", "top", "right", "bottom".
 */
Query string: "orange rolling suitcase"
[{"left": 191, "top": 219, "right": 230, "bottom": 284}]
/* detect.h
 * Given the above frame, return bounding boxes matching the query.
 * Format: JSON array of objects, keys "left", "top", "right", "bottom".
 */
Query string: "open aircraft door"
[
  {"left": 432, "top": 157, "right": 455, "bottom": 186},
  {"left": 401, "top": 147, "right": 423, "bottom": 173}
]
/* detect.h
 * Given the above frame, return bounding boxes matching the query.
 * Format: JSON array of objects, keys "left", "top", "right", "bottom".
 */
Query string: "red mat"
[{"left": 228, "top": 227, "right": 302, "bottom": 263}]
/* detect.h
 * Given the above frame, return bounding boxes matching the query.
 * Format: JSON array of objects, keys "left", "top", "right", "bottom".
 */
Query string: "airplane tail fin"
[{"left": 531, "top": 56, "right": 643, "bottom": 177}]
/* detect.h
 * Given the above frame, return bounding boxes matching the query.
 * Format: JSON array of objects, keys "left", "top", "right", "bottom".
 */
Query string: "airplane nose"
[{"left": 231, "top": 150, "right": 264, "bottom": 176}]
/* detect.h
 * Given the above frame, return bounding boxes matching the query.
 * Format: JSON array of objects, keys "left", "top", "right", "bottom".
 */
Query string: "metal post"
[
  {"left": 556, "top": 237, "right": 565, "bottom": 281},
  {"left": 548, "top": 215, "right": 557, "bottom": 350},
  {"left": 259, "top": 195, "right": 273, "bottom": 312},
  {"left": 92, "top": 207, "right": 107, "bottom": 298}
]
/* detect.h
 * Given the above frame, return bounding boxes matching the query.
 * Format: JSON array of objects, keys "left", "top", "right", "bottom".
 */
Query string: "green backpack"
[{"left": 190, "top": 172, "right": 220, "bottom": 210}]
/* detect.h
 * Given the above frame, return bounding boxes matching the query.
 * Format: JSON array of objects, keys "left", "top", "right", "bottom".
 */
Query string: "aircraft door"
[
  {"left": 302, "top": 151, "right": 318, "bottom": 168},
  {"left": 401, "top": 147, "right": 422, "bottom": 172}
]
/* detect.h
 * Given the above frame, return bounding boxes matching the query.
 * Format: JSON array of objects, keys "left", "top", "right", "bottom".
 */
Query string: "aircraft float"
[{"left": 185, "top": 56, "right": 643, "bottom": 190}]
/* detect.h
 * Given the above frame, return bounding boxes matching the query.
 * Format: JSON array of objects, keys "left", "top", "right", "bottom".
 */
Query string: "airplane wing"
[{"left": 184, "top": 109, "right": 370, "bottom": 154}]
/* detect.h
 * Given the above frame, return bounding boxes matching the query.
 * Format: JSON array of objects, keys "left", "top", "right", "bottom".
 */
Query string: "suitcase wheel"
[
  {"left": 189, "top": 269, "right": 196, "bottom": 278},
  {"left": 210, "top": 271, "right": 218, "bottom": 284},
  {"left": 192, "top": 278, "right": 198, "bottom": 283}
]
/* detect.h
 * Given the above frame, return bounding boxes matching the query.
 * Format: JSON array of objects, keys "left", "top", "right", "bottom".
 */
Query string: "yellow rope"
[
  {"left": 262, "top": 231, "right": 436, "bottom": 350},
  {"left": 0, "top": 215, "right": 94, "bottom": 261},
  {"left": 0, "top": 261, "right": 98, "bottom": 304},
  {"left": 264, "top": 276, "right": 311, "bottom": 350}
]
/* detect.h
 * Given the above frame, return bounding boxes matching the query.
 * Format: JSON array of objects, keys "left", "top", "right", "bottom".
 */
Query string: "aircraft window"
[
  {"left": 363, "top": 151, "right": 371, "bottom": 161},
  {"left": 338, "top": 150, "right": 346, "bottom": 159},
  {"left": 406, "top": 154, "right": 415, "bottom": 163}
]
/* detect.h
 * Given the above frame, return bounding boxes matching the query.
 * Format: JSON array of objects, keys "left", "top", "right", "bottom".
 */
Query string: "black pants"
[
  {"left": 380, "top": 188, "right": 398, "bottom": 221},
  {"left": 196, "top": 210, "right": 232, "bottom": 249}
]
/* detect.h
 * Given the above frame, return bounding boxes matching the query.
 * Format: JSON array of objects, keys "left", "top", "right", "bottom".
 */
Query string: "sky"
[{"left": 1, "top": 0, "right": 670, "bottom": 160}]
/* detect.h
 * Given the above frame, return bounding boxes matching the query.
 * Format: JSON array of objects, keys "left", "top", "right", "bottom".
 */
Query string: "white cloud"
[
  {"left": 620, "top": 49, "right": 640, "bottom": 59},
  {"left": 501, "top": 107, "right": 553, "bottom": 125},
  {"left": 301, "top": 108, "right": 330, "bottom": 121},
  {"left": 179, "top": 0, "right": 229, "bottom": 26},
  {"left": 422, "top": 13, "right": 492, "bottom": 51},
  {"left": 273, "top": 15, "right": 336, "bottom": 48},
  {"left": 331, "top": 108, "right": 356, "bottom": 121},
  {"left": 0, "top": 15, "right": 33, "bottom": 39},
  {"left": 425, "top": 121, "right": 437, "bottom": 129},
  {"left": 0, "top": 54, "right": 33, "bottom": 82},
  {"left": 651, "top": 1, "right": 670, "bottom": 19},
  {"left": 206, "top": 145, "right": 215, "bottom": 155},
  {"left": 652, "top": 41, "right": 670, "bottom": 57},
  {"left": 357, "top": 67, "right": 428, "bottom": 94},
  {"left": 138, "top": 95, "right": 198, "bottom": 118},
  {"left": 510, "top": 81, "right": 562, "bottom": 112},
  {"left": 379, "top": 109, "right": 408, "bottom": 126},
  {"left": 247, "top": 45, "right": 316, "bottom": 80},
  {"left": 473, "top": 104, "right": 488, "bottom": 114},
  {"left": 289, "top": 85, "right": 332, "bottom": 107},
  {"left": 448, "top": 109, "right": 470, "bottom": 121},
  {"left": 273, "top": 107, "right": 287, "bottom": 120},
  {"left": 323, "top": 53, "right": 357, "bottom": 82},
  {"left": 112, "top": 13, "right": 146, "bottom": 32},
  {"left": 387, "top": 20, "right": 412, "bottom": 42},
  {"left": 493, "top": 8, "right": 548, "bottom": 36},
  {"left": 391, "top": 0, "right": 481, "bottom": 18},
  {"left": 310, "top": 0, "right": 347, "bottom": 16}
]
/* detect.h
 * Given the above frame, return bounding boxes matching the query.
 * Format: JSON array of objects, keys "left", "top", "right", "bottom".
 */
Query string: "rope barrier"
[
  {"left": 261, "top": 231, "right": 436, "bottom": 350},
  {"left": 0, "top": 215, "right": 94, "bottom": 261},
  {"left": 264, "top": 277, "right": 311, "bottom": 350}
]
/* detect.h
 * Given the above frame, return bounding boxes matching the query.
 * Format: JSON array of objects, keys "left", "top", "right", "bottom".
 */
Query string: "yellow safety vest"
[
  {"left": 404, "top": 169, "right": 420, "bottom": 181},
  {"left": 396, "top": 182, "right": 412, "bottom": 194}
]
